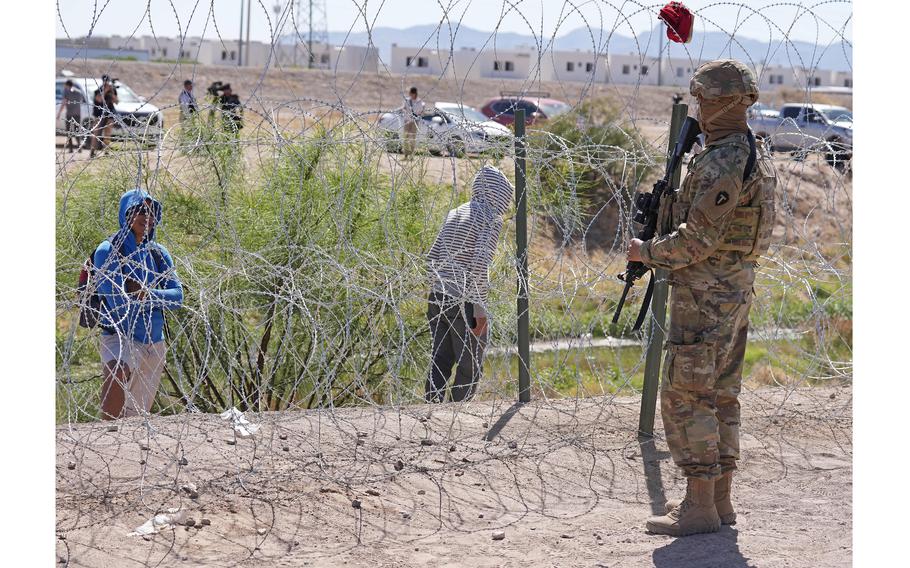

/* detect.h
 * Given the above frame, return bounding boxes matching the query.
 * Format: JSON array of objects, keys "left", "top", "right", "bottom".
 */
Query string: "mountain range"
[{"left": 313, "top": 24, "right": 851, "bottom": 72}]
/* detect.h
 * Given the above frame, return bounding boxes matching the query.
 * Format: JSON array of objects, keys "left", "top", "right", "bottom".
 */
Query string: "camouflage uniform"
[{"left": 639, "top": 60, "right": 777, "bottom": 481}]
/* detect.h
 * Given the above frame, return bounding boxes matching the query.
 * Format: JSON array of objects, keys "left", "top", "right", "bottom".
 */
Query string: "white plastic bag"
[
  {"left": 219, "top": 407, "right": 260, "bottom": 438},
  {"left": 128, "top": 508, "right": 186, "bottom": 536}
]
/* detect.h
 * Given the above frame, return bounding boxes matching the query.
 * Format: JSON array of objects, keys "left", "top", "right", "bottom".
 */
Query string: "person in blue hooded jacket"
[{"left": 94, "top": 189, "right": 183, "bottom": 419}]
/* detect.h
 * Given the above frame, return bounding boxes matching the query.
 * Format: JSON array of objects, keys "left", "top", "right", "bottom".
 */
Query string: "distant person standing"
[
  {"left": 400, "top": 87, "right": 424, "bottom": 158},
  {"left": 88, "top": 84, "right": 105, "bottom": 158},
  {"left": 91, "top": 76, "right": 118, "bottom": 158},
  {"left": 425, "top": 166, "right": 513, "bottom": 403},
  {"left": 57, "top": 80, "right": 85, "bottom": 152},
  {"left": 219, "top": 84, "right": 243, "bottom": 134},
  {"left": 178, "top": 79, "right": 198, "bottom": 120}
]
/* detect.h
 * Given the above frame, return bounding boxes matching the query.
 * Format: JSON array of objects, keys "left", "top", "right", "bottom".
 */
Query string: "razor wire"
[{"left": 54, "top": 1, "right": 852, "bottom": 565}]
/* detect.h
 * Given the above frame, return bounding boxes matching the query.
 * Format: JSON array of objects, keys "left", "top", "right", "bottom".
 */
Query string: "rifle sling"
[
  {"left": 632, "top": 270, "right": 656, "bottom": 332},
  {"left": 743, "top": 130, "right": 757, "bottom": 182}
]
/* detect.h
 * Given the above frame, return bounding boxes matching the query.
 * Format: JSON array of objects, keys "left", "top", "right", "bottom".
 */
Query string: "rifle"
[{"left": 612, "top": 116, "right": 702, "bottom": 331}]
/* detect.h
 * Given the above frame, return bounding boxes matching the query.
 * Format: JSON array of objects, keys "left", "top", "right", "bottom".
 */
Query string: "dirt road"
[{"left": 56, "top": 385, "right": 851, "bottom": 567}]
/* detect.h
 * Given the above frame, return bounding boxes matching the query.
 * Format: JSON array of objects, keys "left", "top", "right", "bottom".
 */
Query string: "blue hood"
[
  {"left": 116, "top": 189, "right": 162, "bottom": 243},
  {"left": 93, "top": 188, "right": 182, "bottom": 344}
]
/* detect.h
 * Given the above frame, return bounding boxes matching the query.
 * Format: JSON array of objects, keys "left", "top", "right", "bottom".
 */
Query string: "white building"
[
  {"left": 390, "top": 44, "right": 454, "bottom": 77},
  {"left": 605, "top": 53, "right": 663, "bottom": 86},
  {"left": 756, "top": 64, "right": 801, "bottom": 90},
  {"left": 482, "top": 47, "right": 539, "bottom": 80},
  {"left": 662, "top": 57, "right": 708, "bottom": 88},
  {"left": 793, "top": 66, "right": 833, "bottom": 89},
  {"left": 547, "top": 50, "right": 608, "bottom": 83},
  {"left": 96, "top": 34, "right": 376, "bottom": 73},
  {"left": 832, "top": 70, "right": 853, "bottom": 89},
  {"left": 390, "top": 44, "right": 550, "bottom": 82},
  {"left": 107, "top": 35, "right": 239, "bottom": 65},
  {"left": 274, "top": 42, "right": 378, "bottom": 73}
]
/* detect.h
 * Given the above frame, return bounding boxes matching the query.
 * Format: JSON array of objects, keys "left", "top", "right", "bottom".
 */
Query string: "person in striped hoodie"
[{"left": 425, "top": 165, "right": 513, "bottom": 403}]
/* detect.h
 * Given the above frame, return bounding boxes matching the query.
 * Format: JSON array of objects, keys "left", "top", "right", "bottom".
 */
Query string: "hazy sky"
[{"left": 55, "top": 0, "right": 853, "bottom": 45}]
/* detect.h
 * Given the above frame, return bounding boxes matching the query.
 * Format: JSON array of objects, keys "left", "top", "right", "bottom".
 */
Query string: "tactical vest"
[{"left": 666, "top": 135, "right": 777, "bottom": 262}]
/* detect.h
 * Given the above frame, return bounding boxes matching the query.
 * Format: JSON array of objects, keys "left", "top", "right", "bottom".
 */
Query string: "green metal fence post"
[
  {"left": 638, "top": 102, "right": 688, "bottom": 437},
  {"left": 514, "top": 108, "right": 531, "bottom": 403}
]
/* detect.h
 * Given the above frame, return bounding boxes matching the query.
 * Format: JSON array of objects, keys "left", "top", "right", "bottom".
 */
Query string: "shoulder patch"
[{"left": 715, "top": 191, "right": 730, "bottom": 206}]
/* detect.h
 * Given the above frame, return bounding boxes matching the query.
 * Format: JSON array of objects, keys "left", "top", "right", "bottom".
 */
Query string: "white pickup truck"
[{"left": 748, "top": 103, "right": 852, "bottom": 166}]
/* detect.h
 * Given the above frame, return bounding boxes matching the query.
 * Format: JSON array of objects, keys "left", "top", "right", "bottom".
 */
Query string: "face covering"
[{"left": 697, "top": 96, "right": 752, "bottom": 145}]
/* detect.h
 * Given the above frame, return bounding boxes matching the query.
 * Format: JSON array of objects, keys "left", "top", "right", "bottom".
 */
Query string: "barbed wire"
[{"left": 55, "top": 1, "right": 852, "bottom": 565}]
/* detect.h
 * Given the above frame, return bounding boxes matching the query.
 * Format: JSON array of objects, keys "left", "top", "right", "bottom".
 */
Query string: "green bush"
[
  {"left": 56, "top": 126, "right": 453, "bottom": 420},
  {"left": 528, "top": 98, "right": 656, "bottom": 245}
]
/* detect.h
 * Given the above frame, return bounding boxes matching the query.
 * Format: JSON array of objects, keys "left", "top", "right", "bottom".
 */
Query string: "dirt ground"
[{"left": 56, "top": 385, "right": 852, "bottom": 567}]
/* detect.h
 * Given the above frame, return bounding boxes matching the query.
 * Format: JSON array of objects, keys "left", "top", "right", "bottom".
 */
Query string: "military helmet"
[{"left": 690, "top": 59, "right": 758, "bottom": 103}]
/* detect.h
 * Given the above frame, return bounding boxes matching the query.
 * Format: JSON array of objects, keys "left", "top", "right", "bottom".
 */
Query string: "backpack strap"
[{"left": 148, "top": 243, "right": 167, "bottom": 275}]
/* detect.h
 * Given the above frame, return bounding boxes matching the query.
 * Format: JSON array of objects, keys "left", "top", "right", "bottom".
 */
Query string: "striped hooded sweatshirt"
[{"left": 427, "top": 166, "right": 513, "bottom": 318}]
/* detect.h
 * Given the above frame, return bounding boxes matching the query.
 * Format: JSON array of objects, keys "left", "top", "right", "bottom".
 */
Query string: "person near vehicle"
[
  {"left": 625, "top": 60, "right": 777, "bottom": 537},
  {"left": 178, "top": 79, "right": 198, "bottom": 120},
  {"left": 88, "top": 84, "right": 104, "bottom": 157},
  {"left": 219, "top": 84, "right": 243, "bottom": 134},
  {"left": 425, "top": 165, "right": 512, "bottom": 403},
  {"left": 90, "top": 76, "right": 118, "bottom": 158},
  {"left": 93, "top": 189, "right": 184, "bottom": 419},
  {"left": 58, "top": 80, "right": 86, "bottom": 152},
  {"left": 400, "top": 87, "right": 424, "bottom": 158}
]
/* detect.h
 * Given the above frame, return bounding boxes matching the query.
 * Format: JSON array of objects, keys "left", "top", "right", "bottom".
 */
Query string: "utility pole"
[
  {"left": 297, "top": 0, "right": 328, "bottom": 69},
  {"left": 245, "top": 0, "right": 252, "bottom": 67},
  {"left": 657, "top": 22, "right": 664, "bottom": 87},
  {"left": 238, "top": 0, "right": 244, "bottom": 66},
  {"left": 308, "top": 0, "right": 314, "bottom": 68}
]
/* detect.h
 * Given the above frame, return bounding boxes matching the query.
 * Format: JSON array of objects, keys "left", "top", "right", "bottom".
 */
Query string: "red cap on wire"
[{"left": 658, "top": 2, "right": 695, "bottom": 44}]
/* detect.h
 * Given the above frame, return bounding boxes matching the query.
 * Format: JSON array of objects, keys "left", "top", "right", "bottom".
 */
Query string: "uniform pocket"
[
  {"left": 668, "top": 341, "right": 717, "bottom": 393},
  {"left": 671, "top": 201, "right": 690, "bottom": 228}
]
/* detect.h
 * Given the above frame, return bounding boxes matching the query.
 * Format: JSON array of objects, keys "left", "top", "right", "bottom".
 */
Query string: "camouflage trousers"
[{"left": 660, "top": 285, "right": 752, "bottom": 480}]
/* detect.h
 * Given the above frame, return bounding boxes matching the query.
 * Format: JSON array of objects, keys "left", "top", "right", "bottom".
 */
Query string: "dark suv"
[{"left": 480, "top": 92, "right": 571, "bottom": 127}]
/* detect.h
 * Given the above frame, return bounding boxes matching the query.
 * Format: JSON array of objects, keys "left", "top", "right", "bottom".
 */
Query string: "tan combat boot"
[
  {"left": 664, "top": 472, "right": 736, "bottom": 525},
  {"left": 646, "top": 477, "right": 721, "bottom": 536}
]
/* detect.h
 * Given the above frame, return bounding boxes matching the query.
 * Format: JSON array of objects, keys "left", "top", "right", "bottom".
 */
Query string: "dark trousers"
[
  {"left": 65, "top": 114, "right": 82, "bottom": 148},
  {"left": 425, "top": 292, "right": 487, "bottom": 403}
]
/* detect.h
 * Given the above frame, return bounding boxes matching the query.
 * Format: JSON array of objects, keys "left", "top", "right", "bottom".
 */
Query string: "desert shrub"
[
  {"left": 528, "top": 98, "right": 657, "bottom": 249},
  {"left": 56, "top": 127, "right": 450, "bottom": 420}
]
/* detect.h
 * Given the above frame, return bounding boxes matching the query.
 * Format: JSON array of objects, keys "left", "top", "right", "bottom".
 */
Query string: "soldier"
[{"left": 626, "top": 60, "right": 777, "bottom": 536}]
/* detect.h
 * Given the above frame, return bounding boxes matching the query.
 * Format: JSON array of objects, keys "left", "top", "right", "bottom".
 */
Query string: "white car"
[
  {"left": 56, "top": 76, "right": 164, "bottom": 145},
  {"left": 747, "top": 102, "right": 779, "bottom": 119},
  {"left": 378, "top": 102, "right": 512, "bottom": 157}
]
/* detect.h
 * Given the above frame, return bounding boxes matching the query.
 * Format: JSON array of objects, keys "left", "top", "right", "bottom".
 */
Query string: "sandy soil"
[{"left": 56, "top": 385, "right": 852, "bottom": 567}]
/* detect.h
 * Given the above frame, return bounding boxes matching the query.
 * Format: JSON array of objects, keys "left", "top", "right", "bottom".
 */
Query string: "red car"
[{"left": 480, "top": 92, "right": 571, "bottom": 127}]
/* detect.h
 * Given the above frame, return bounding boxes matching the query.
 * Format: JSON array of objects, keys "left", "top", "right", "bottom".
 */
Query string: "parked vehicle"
[
  {"left": 747, "top": 102, "right": 779, "bottom": 119},
  {"left": 748, "top": 103, "right": 852, "bottom": 166},
  {"left": 378, "top": 102, "right": 511, "bottom": 157},
  {"left": 480, "top": 91, "right": 571, "bottom": 127},
  {"left": 55, "top": 76, "right": 164, "bottom": 145}
]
